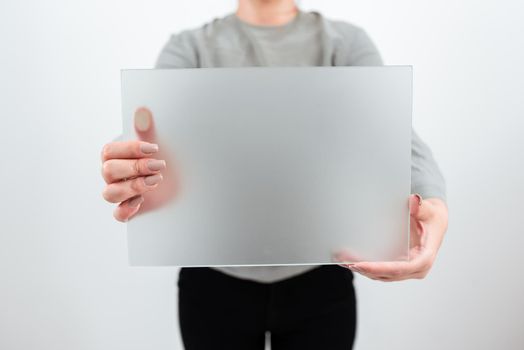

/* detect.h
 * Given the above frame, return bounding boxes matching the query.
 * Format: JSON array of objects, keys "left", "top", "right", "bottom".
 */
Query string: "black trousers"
[{"left": 178, "top": 265, "right": 357, "bottom": 350}]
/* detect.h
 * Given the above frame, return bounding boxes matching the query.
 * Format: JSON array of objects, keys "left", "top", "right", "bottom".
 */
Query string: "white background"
[{"left": 1, "top": 0, "right": 523, "bottom": 349}]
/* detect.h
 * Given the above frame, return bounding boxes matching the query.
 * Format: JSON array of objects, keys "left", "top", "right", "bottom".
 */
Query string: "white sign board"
[{"left": 121, "top": 67, "right": 412, "bottom": 266}]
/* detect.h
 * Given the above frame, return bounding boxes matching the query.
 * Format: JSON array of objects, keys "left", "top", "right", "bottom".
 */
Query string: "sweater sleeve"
[
  {"left": 347, "top": 26, "right": 384, "bottom": 66},
  {"left": 410, "top": 131, "right": 447, "bottom": 202},
  {"left": 154, "top": 30, "right": 199, "bottom": 69},
  {"left": 348, "top": 26, "right": 447, "bottom": 202}
]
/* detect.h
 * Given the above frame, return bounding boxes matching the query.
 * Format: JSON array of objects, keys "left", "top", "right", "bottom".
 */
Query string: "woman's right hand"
[{"left": 101, "top": 107, "right": 174, "bottom": 222}]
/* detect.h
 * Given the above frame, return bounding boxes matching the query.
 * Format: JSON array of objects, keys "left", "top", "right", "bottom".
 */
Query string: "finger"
[
  {"left": 113, "top": 195, "right": 144, "bottom": 222},
  {"left": 409, "top": 194, "right": 435, "bottom": 222},
  {"left": 102, "top": 174, "right": 163, "bottom": 203},
  {"left": 353, "top": 260, "right": 413, "bottom": 277},
  {"left": 372, "top": 266, "right": 432, "bottom": 281},
  {"left": 345, "top": 267, "right": 388, "bottom": 281},
  {"left": 372, "top": 274, "right": 418, "bottom": 282},
  {"left": 332, "top": 249, "right": 363, "bottom": 263},
  {"left": 101, "top": 140, "right": 159, "bottom": 161},
  {"left": 356, "top": 245, "right": 435, "bottom": 277},
  {"left": 102, "top": 158, "right": 166, "bottom": 184},
  {"left": 350, "top": 265, "right": 426, "bottom": 282},
  {"left": 340, "top": 263, "right": 396, "bottom": 281},
  {"left": 134, "top": 107, "right": 157, "bottom": 143}
]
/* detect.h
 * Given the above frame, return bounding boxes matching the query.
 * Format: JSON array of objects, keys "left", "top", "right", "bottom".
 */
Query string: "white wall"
[{"left": 0, "top": 1, "right": 522, "bottom": 349}]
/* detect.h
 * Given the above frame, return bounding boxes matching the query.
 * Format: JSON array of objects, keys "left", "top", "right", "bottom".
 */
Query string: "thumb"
[
  {"left": 134, "top": 107, "right": 157, "bottom": 143},
  {"left": 409, "top": 193, "right": 434, "bottom": 222}
]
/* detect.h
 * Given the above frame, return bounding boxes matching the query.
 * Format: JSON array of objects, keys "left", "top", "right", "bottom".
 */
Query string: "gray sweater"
[{"left": 153, "top": 10, "right": 446, "bottom": 283}]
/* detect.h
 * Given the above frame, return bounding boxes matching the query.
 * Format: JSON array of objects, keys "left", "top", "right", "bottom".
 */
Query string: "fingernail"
[
  {"left": 140, "top": 142, "right": 158, "bottom": 154},
  {"left": 128, "top": 195, "right": 144, "bottom": 207},
  {"left": 135, "top": 108, "right": 152, "bottom": 131},
  {"left": 147, "top": 159, "right": 166, "bottom": 171},
  {"left": 415, "top": 193, "right": 423, "bottom": 206},
  {"left": 144, "top": 174, "right": 163, "bottom": 186}
]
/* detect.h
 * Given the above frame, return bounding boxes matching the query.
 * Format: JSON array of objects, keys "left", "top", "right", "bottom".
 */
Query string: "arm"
[
  {"left": 101, "top": 31, "right": 198, "bottom": 222},
  {"left": 337, "top": 26, "right": 449, "bottom": 281},
  {"left": 155, "top": 30, "right": 199, "bottom": 69},
  {"left": 342, "top": 194, "right": 449, "bottom": 281},
  {"left": 346, "top": 134, "right": 449, "bottom": 281}
]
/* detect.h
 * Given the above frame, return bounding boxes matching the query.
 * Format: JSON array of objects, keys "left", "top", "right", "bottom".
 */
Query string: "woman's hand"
[
  {"left": 339, "top": 194, "right": 449, "bottom": 281},
  {"left": 101, "top": 108, "right": 178, "bottom": 222}
]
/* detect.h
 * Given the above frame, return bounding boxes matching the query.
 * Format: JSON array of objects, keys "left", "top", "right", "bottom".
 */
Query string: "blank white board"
[{"left": 121, "top": 66, "right": 412, "bottom": 266}]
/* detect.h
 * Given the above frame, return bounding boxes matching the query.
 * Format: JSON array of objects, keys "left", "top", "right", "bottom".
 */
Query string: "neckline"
[{"left": 233, "top": 9, "right": 302, "bottom": 31}]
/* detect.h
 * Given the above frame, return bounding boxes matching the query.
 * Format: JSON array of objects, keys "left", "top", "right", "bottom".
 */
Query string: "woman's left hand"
[{"left": 339, "top": 194, "right": 449, "bottom": 282}]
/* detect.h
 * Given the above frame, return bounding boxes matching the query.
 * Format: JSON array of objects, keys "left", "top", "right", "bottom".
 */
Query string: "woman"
[{"left": 100, "top": 1, "right": 449, "bottom": 348}]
